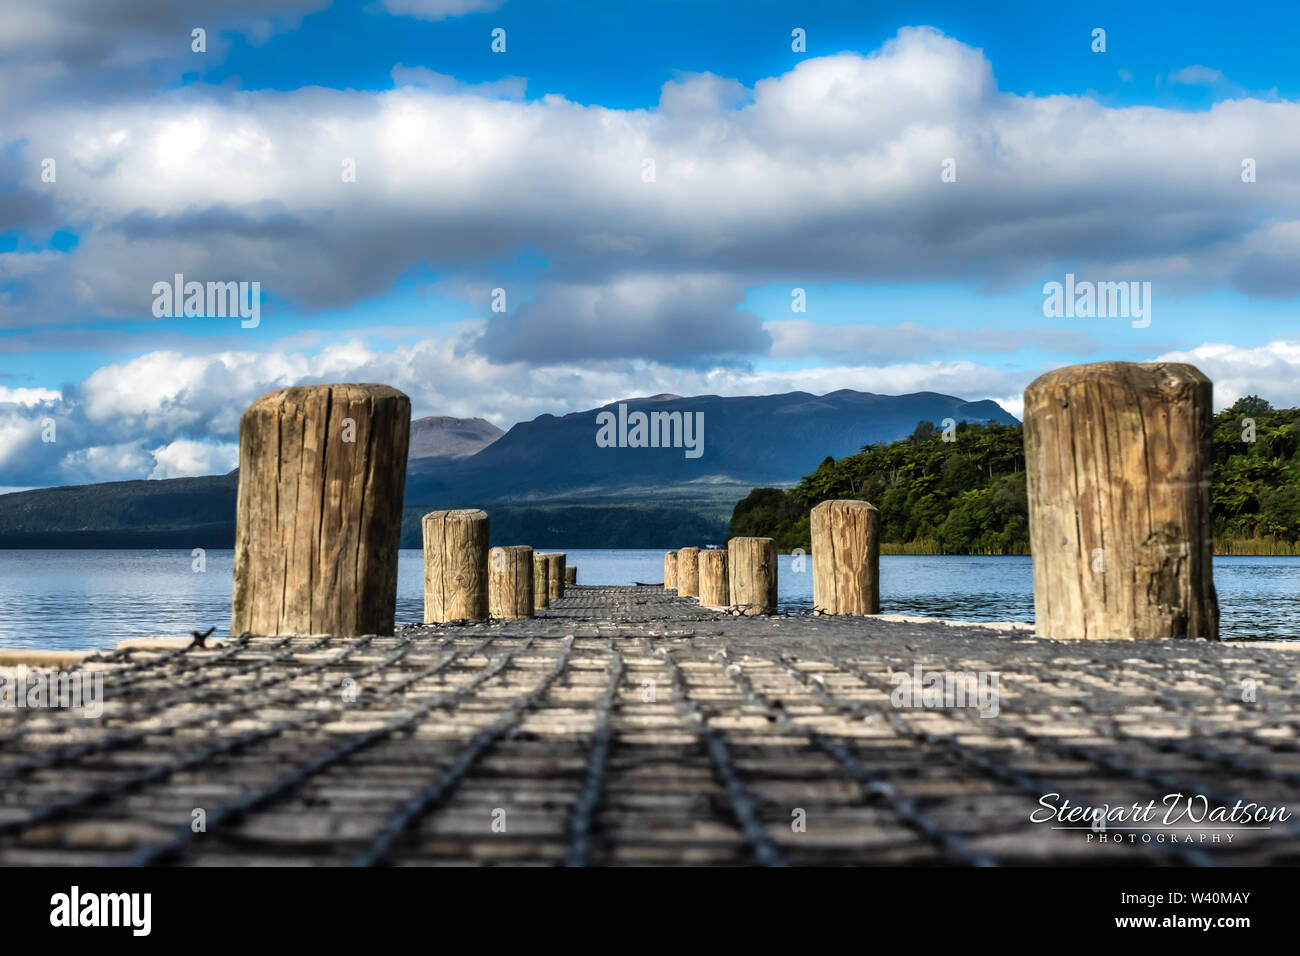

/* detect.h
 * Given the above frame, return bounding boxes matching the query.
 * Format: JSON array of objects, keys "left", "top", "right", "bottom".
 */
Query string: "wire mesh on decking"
[{"left": 1, "top": 586, "right": 1298, "bottom": 866}]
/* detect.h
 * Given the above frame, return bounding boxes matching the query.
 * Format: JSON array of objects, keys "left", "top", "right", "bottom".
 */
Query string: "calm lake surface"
[{"left": 0, "top": 549, "right": 1295, "bottom": 649}]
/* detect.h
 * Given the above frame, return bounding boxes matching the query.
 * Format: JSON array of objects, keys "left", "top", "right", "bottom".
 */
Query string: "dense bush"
[
  {"left": 1211, "top": 397, "right": 1300, "bottom": 545},
  {"left": 730, "top": 400, "right": 1300, "bottom": 555}
]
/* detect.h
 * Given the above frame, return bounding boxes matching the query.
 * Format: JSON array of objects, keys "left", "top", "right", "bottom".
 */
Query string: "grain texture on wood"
[
  {"left": 676, "top": 547, "right": 700, "bottom": 598},
  {"left": 547, "top": 553, "right": 567, "bottom": 601},
  {"left": 698, "top": 549, "right": 729, "bottom": 608},
  {"left": 664, "top": 551, "right": 677, "bottom": 590},
  {"left": 488, "top": 546, "right": 534, "bottom": 619},
  {"left": 728, "top": 537, "right": 777, "bottom": 615},
  {"left": 231, "top": 383, "right": 410, "bottom": 637},
  {"left": 811, "top": 499, "right": 881, "bottom": 615},
  {"left": 532, "top": 552, "right": 551, "bottom": 610},
  {"left": 1024, "top": 361, "right": 1219, "bottom": 640},
  {"left": 422, "top": 509, "right": 489, "bottom": 623}
]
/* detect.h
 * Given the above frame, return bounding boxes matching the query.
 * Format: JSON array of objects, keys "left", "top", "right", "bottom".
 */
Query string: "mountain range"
[
  {"left": 0, "top": 389, "right": 1016, "bottom": 548},
  {"left": 409, "top": 416, "right": 503, "bottom": 460}
]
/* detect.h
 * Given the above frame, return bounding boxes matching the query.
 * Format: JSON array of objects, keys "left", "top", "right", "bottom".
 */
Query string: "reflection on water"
[{"left": 0, "top": 549, "right": 1294, "bottom": 649}]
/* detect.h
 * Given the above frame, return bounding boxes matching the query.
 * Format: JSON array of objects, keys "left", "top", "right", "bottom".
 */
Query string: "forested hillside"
[{"left": 729, "top": 398, "right": 1300, "bottom": 555}]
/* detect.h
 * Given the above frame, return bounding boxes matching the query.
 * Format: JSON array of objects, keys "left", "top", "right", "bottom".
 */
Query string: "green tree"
[{"left": 731, "top": 406, "right": 1300, "bottom": 554}]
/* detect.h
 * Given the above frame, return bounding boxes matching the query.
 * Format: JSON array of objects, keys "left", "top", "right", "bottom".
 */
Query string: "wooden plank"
[{"left": 0, "top": 649, "right": 94, "bottom": 667}]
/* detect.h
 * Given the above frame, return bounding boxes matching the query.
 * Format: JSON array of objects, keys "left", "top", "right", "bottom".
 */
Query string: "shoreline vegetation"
[
  {"left": 730, "top": 396, "right": 1300, "bottom": 557},
  {"left": 874, "top": 544, "right": 1300, "bottom": 555}
]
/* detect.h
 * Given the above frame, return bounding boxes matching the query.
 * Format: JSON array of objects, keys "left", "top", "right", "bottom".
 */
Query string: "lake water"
[{"left": 0, "top": 550, "right": 1295, "bottom": 649}]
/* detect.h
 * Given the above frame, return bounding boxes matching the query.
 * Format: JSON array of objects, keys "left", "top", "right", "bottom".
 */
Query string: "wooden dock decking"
[{"left": 2, "top": 586, "right": 1298, "bottom": 866}]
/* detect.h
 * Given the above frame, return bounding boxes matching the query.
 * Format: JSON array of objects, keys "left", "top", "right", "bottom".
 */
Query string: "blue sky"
[
  {"left": 207, "top": 1, "right": 1300, "bottom": 106},
  {"left": 2, "top": 0, "right": 1299, "bottom": 490}
]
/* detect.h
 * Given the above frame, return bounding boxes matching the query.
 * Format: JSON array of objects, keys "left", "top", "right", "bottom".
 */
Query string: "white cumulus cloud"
[
  {"left": 5, "top": 27, "right": 1300, "bottom": 346},
  {"left": 1155, "top": 339, "right": 1300, "bottom": 408},
  {"left": 148, "top": 439, "right": 239, "bottom": 479}
]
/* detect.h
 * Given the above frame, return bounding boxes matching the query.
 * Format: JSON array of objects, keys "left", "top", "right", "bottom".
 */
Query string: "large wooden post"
[
  {"left": 810, "top": 500, "right": 881, "bottom": 615},
  {"left": 677, "top": 547, "right": 700, "bottom": 598},
  {"left": 422, "top": 509, "right": 489, "bottom": 623},
  {"left": 728, "top": 537, "right": 777, "bottom": 615},
  {"left": 488, "top": 545, "right": 534, "bottom": 619},
  {"left": 1023, "top": 361, "right": 1218, "bottom": 640},
  {"left": 698, "top": 549, "right": 729, "bottom": 608},
  {"left": 547, "top": 553, "right": 567, "bottom": 601},
  {"left": 232, "top": 383, "right": 409, "bottom": 637},
  {"left": 533, "top": 552, "right": 550, "bottom": 611},
  {"left": 664, "top": 551, "right": 677, "bottom": 590},
  {"left": 565, "top": 565, "right": 577, "bottom": 586}
]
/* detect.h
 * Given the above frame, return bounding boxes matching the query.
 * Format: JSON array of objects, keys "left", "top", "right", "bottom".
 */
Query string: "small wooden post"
[
  {"left": 422, "top": 509, "right": 489, "bottom": 623},
  {"left": 488, "top": 546, "right": 534, "bottom": 619},
  {"left": 548, "top": 553, "right": 567, "bottom": 601},
  {"left": 698, "top": 549, "right": 729, "bottom": 608},
  {"left": 664, "top": 551, "right": 677, "bottom": 590},
  {"left": 728, "top": 537, "right": 777, "bottom": 615},
  {"left": 1024, "top": 361, "right": 1219, "bottom": 640},
  {"left": 565, "top": 565, "right": 577, "bottom": 586},
  {"left": 810, "top": 500, "right": 881, "bottom": 615},
  {"left": 532, "top": 552, "right": 550, "bottom": 611},
  {"left": 232, "top": 383, "right": 410, "bottom": 637},
  {"left": 676, "top": 547, "right": 700, "bottom": 598}
]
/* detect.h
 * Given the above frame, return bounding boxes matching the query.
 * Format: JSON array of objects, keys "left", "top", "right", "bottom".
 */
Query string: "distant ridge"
[
  {"left": 0, "top": 390, "right": 1017, "bottom": 548},
  {"left": 409, "top": 416, "right": 503, "bottom": 460},
  {"left": 404, "top": 388, "right": 1018, "bottom": 504}
]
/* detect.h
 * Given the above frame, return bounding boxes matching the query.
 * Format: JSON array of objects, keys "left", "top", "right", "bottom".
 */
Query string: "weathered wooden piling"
[
  {"left": 231, "top": 383, "right": 410, "bottom": 637},
  {"left": 422, "top": 509, "right": 489, "bottom": 623},
  {"left": 811, "top": 499, "right": 881, "bottom": 615},
  {"left": 565, "top": 565, "right": 577, "bottom": 586},
  {"left": 547, "top": 553, "right": 567, "bottom": 601},
  {"left": 728, "top": 537, "right": 777, "bottom": 615},
  {"left": 676, "top": 547, "right": 700, "bottom": 598},
  {"left": 664, "top": 551, "right": 677, "bottom": 590},
  {"left": 1023, "top": 361, "right": 1219, "bottom": 640},
  {"left": 532, "top": 552, "right": 550, "bottom": 610},
  {"left": 698, "top": 549, "right": 729, "bottom": 608},
  {"left": 488, "top": 545, "right": 534, "bottom": 619}
]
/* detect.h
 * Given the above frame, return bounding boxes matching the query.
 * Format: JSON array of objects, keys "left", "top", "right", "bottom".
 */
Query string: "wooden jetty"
[
  {"left": 1, "top": 364, "right": 1295, "bottom": 867},
  {"left": 1, "top": 588, "right": 1298, "bottom": 866}
]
